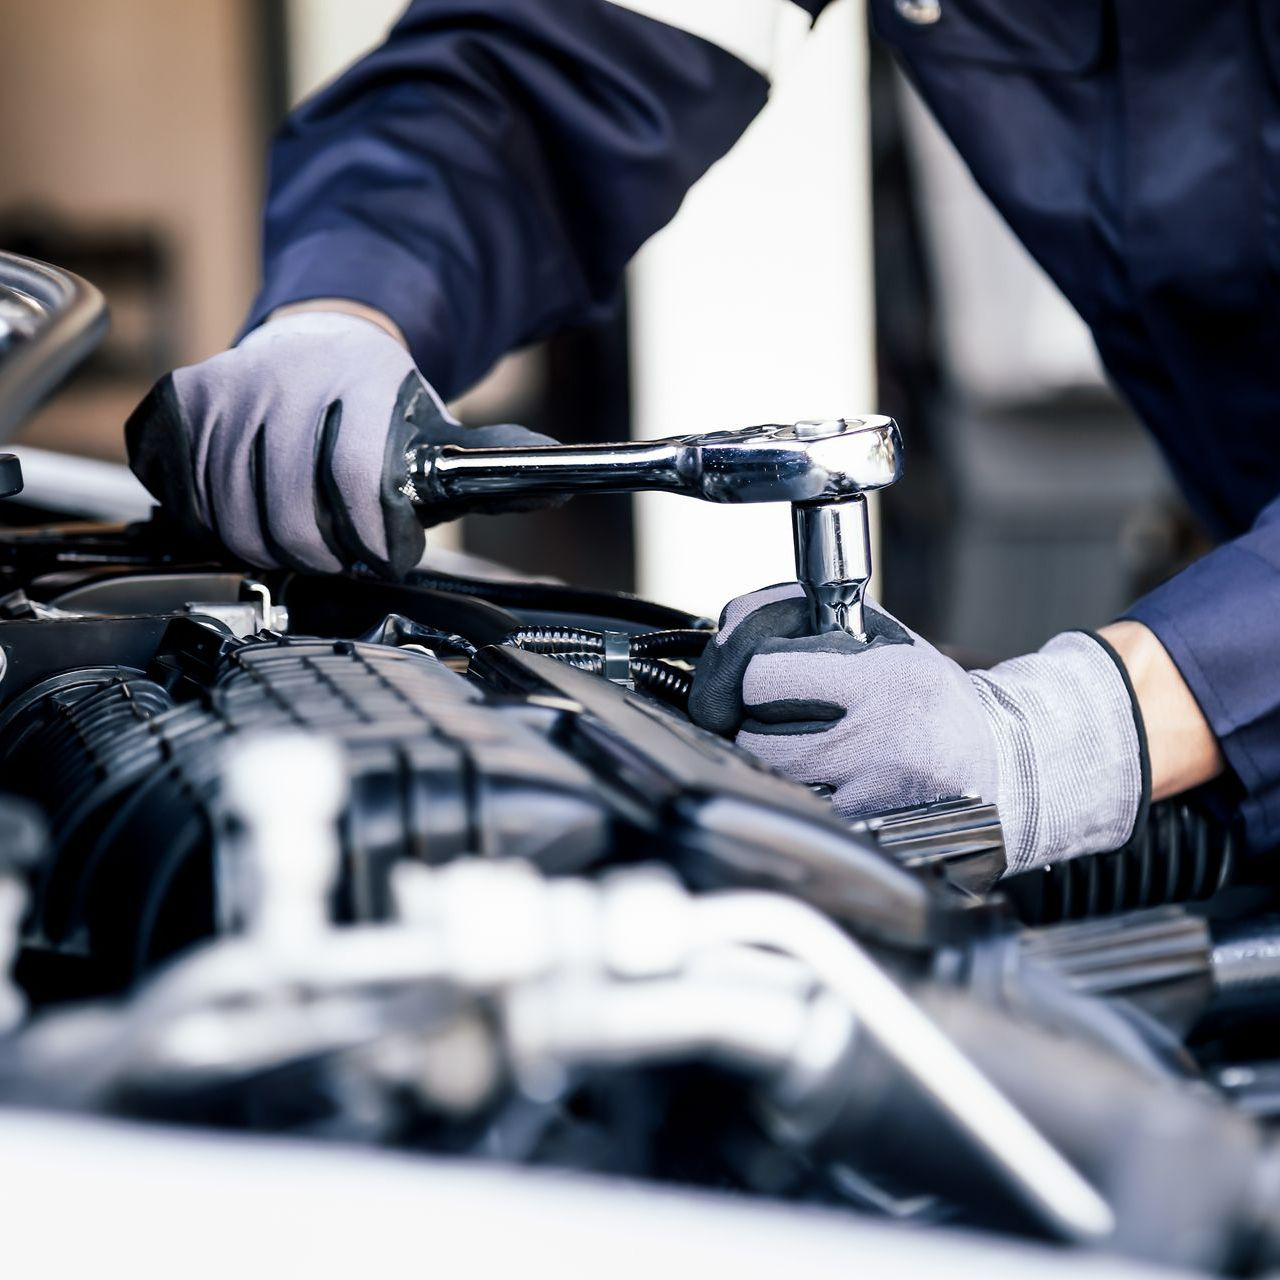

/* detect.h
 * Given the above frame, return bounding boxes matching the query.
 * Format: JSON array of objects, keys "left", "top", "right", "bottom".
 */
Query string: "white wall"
[
  {"left": 630, "top": 1, "right": 874, "bottom": 617},
  {"left": 284, "top": 0, "right": 406, "bottom": 103}
]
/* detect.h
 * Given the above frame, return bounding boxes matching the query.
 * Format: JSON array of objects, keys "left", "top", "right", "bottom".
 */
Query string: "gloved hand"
[
  {"left": 125, "top": 311, "right": 558, "bottom": 577},
  {"left": 689, "top": 584, "right": 1149, "bottom": 873}
]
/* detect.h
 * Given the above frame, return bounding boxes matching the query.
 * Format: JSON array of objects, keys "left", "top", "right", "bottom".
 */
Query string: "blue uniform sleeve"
[
  {"left": 243, "top": 0, "right": 786, "bottom": 399},
  {"left": 1124, "top": 494, "right": 1280, "bottom": 852}
]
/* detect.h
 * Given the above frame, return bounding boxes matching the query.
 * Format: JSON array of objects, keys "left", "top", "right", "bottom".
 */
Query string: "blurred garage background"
[{"left": 0, "top": 0, "right": 1201, "bottom": 659}]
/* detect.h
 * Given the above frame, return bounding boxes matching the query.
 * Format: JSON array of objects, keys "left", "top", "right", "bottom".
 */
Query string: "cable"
[
  {"left": 630, "top": 630, "right": 712, "bottom": 659},
  {"left": 409, "top": 569, "right": 713, "bottom": 633},
  {"left": 505, "top": 627, "right": 700, "bottom": 709},
  {"left": 506, "top": 646, "right": 693, "bottom": 710},
  {"left": 630, "top": 658, "right": 693, "bottom": 707},
  {"left": 506, "top": 626, "right": 604, "bottom": 655},
  {"left": 506, "top": 625, "right": 711, "bottom": 661}
]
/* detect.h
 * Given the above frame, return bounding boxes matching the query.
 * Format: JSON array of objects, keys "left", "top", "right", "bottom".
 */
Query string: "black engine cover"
[{"left": 1, "top": 623, "right": 607, "bottom": 993}]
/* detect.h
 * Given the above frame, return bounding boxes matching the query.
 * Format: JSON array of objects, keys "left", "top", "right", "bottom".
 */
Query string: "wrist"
[
  {"left": 1098, "top": 620, "right": 1224, "bottom": 801},
  {"left": 263, "top": 298, "right": 409, "bottom": 349}
]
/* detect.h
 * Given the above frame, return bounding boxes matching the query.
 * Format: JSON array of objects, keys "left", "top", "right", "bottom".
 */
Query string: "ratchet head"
[{"left": 669, "top": 416, "right": 902, "bottom": 504}]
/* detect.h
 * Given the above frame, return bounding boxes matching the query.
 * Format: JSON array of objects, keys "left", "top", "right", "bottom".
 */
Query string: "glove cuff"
[
  {"left": 1084, "top": 628, "right": 1152, "bottom": 852},
  {"left": 972, "top": 631, "right": 1146, "bottom": 874},
  {"left": 238, "top": 308, "right": 409, "bottom": 350}
]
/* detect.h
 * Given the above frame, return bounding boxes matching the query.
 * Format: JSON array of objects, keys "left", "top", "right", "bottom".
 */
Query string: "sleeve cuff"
[{"left": 239, "top": 229, "right": 463, "bottom": 396}]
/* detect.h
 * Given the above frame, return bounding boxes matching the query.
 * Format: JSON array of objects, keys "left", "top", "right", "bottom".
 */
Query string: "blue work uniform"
[{"left": 245, "top": 0, "right": 1280, "bottom": 854}]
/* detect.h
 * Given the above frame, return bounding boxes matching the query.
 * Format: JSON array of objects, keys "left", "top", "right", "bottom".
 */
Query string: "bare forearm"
[{"left": 1099, "top": 620, "right": 1224, "bottom": 801}]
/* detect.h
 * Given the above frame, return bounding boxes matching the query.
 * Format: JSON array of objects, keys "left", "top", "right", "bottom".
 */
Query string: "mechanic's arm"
[
  {"left": 1116, "top": 491, "right": 1280, "bottom": 852},
  {"left": 127, "top": 1, "right": 828, "bottom": 575},
  {"left": 690, "top": 489, "right": 1280, "bottom": 872}
]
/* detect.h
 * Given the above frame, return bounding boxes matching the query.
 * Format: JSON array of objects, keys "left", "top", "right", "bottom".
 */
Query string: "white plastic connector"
[
  {"left": 0, "top": 878, "right": 27, "bottom": 1032},
  {"left": 599, "top": 867, "right": 697, "bottom": 979},
  {"left": 220, "top": 733, "right": 347, "bottom": 949}
]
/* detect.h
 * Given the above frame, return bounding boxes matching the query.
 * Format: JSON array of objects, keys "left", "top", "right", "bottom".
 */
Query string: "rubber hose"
[
  {"left": 629, "top": 629, "right": 712, "bottom": 659},
  {"left": 1002, "top": 800, "right": 1239, "bottom": 925}
]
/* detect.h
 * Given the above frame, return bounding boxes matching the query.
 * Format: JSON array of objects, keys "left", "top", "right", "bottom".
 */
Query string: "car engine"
[{"left": 1, "top": 249, "right": 1277, "bottom": 1277}]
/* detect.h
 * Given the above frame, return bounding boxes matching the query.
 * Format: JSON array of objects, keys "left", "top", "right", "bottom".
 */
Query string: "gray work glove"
[
  {"left": 689, "top": 583, "right": 1149, "bottom": 873},
  {"left": 125, "top": 311, "right": 557, "bottom": 577}
]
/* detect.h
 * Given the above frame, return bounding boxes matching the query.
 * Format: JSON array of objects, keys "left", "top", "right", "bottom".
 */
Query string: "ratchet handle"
[
  {"left": 408, "top": 439, "right": 685, "bottom": 509},
  {"left": 406, "top": 417, "right": 902, "bottom": 518}
]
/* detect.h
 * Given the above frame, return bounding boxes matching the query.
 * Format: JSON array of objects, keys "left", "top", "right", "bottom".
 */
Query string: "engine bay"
[{"left": 0, "top": 250, "right": 1277, "bottom": 1277}]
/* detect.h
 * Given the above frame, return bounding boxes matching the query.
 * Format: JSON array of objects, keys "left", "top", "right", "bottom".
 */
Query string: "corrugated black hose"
[{"left": 504, "top": 625, "right": 707, "bottom": 709}]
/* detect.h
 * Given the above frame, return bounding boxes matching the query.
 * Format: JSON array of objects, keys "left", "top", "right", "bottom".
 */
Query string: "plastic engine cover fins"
[{"left": 1, "top": 633, "right": 607, "bottom": 995}]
